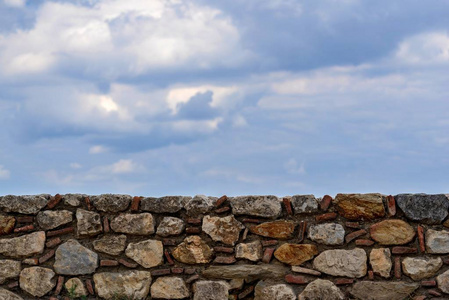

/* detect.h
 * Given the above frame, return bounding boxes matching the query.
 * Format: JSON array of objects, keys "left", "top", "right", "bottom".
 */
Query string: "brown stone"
[
  {"left": 261, "top": 240, "right": 278, "bottom": 247},
  {"left": 283, "top": 197, "right": 293, "bottom": 215},
  {"left": 394, "top": 257, "right": 401, "bottom": 279},
  {"left": 284, "top": 274, "right": 307, "bottom": 284},
  {"left": 100, "top": 260, "right": 119, "bottom": 267},
  {"left": 345, "top": 229, "right": 367, "bottom": 243},
  {"left": 370, "top": 248, "right": 392, "bottom": 278},
  {"left": 392, "top": 247, "right": 418, "bottom": 254},
  {"left": 214, "top": 246, "right": 234, "bottom": 253},
  {"left": 356, "top": 239, "right": 374, "bottom": 246},
  {"left": 334, "top": 193, "right": 385, "bottom": 220},
  {"left": 335, "top": 278, "right": 354, "bottom": 285},
  {"left": 386, "top": 195, "right": 396, "bottom": 216},
  {"left": 130, "top": 196, "right": 142, "bottom": 211},
  {"left": 202, "top": 215, "right": 244, "bottom": 246},
  {"left": 215, "top": 195, "right": 228, "bottom": 207},
  {"left": 370, "top": 219, "right": 415, "bottom": 245},
  {"left": 0, "top": 215, "right": 15, "bottom": 235},
  {"left": 274, "top": 243, "right": 318, "bottom": 265},
  {"left": 250, "top": 220, "right": 296, "bottom": 239},
  {"left": 345, "top": 221, "right": 360, "bottom": 229},
  {"left": 214, "top": 256, "right": 236, "bottom": 264},
  {"left": 151, "top": 269, "right": 171, "bottom": 276},
  {"left": 298, "top": 221, "right": 307, "bottom": 243},
  {"left": 418, "top": 225, "right": 425, "bottom": 253},
  {"left": 215, "top": 207, "right": 230, "bottom": 214},
  {"left": 47, "top": 194, "right": 62, "bottom": 209},
  {"left": 172, "top": 236, "right": 214, "bottom": 264},
  {"left": 315, "top": 212, "right": 337, "bottom": 222}
]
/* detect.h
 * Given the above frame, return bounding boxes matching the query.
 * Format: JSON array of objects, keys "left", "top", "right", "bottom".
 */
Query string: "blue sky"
[{"left": 0, "top": 0, "right": 448, "bottom": 196}]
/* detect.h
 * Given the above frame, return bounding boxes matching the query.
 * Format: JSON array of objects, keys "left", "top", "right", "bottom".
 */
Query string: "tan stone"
[
  {"left": 94, "top": 270, "right": 152, "bottom": 299},
  {"left": 369, "top": 248, "right": 392, "bottom": 278},
  {"left": 254, "top": 281, "right": 296, "bottom": 300},
  {"left": 334, "top": 193, "right": 385, "bottom": 220},
  {"left": 150, "top": 277, "right": 190, "bottom": 299},
  {"left": 76, "top": 209, "right": 102, "bottom": 237},
  {"left": 19, "top": 267, "right": 56, "bottom": 297},
  {"left": 350, "top": 281, "right": 419, "bottom": 300},
  {"left": 0, "top": 215, "right": 15, "bottom": 235},
  {"left": 298, "top": 279, "right": 344, "bottom": 300},
  {"left": 437, "top": 269, "right": 449, "bottom": 293},
  {"left": 426, "top": 229, "right": 449, "bottom": 253},
  {"left": 274, "top": 243, "right": 318, "bottom": 266},
  {"left": 36, "top": 210, "right": 73, "bottom": 230},
  {"left": 93, "top": 235, "right": 127, "bottom": 256},
  {"left": 313, "top": 248, "right": 367, "bottom": 278},
  {"left": 65, "top": 278, "right": 87, "bottom": 297},
  {"left": 250, "top": 220, "right": 296, "bottom": 239},
  {"left": 402, "top": 257, "right": 442, "bottom": 281},
  {"left": 193, "top": 281, "right": 229, "bottom": 300},
  {"left": 0, "top": 260, "right": 21, "bottom": 284},
  {"left": 0, "top": 288, "right": 23, "bottom": 300},
  {"left": 235, "top": 240, "right": 262, "bottom": 261},
  {"left": 125, "top": 239, "right": 163, "bottom": 268},
  {"left": 172, "top": 236, "right": 213, "bottom": 264},
  {"left": 110, "top": 213, "right": 154, "bottom": 235},
  {"left": 0, "top": 231, "right": 45, "bottom": 258},
  {"left": 202, "top": 215, "right": 244, "bottom": 245},
  {"left": 370, "top": 219, "right": 415, "bottom": 245}
]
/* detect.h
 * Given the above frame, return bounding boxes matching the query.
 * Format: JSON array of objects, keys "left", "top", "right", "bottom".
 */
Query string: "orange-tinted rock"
[
  {"left": 334, "top": 193, "right": 385, "bottom": 220},
  {"left": 250, "top": 221, "right": 296, "bottom": 239},
  {"left": 370, "top": 219, "right": 415, "bottom": 245},
  {"left": 274, "top": 244, "right": 318, "bottom": 266},
  {"left": 0, "top": 215, "right": 15, "bottom": 235}
]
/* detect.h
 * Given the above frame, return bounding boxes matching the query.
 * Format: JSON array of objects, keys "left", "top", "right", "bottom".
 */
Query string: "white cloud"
[
  {"left": 89, "top": 145, "right": 108, "bottom": 154},
  {"left": 3, "top": 0, "right": 25, "bottom": 7},
  {"left": 396, "top": 32, "right": 449, "bottom": 65},
  {"left": 0, "top": 165, "right": 10, "bottom": 179},
  {"left": 284, "top": 159, "right": 306, "bottom": 175},
  {"left": 69, "top": 163, "right": 82, "bottom": 169}
]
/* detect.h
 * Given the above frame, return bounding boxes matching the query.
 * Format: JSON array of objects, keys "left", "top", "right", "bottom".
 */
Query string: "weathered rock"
[
  {"left": 156, "top": 217, "right": 185, "bottom": 237},
  {"left": 369, "top": 248, "right": 392, "bottom": 278},
  {"left": 298, "top": 279, "right": 344, "bottom": 300},
  {"left": 230, "top": 195, "right": 281, "bottom": 219},
  {"left": 274, "top": 244, "right": 318, "bottom": 266},
  {"left": 54, "top": 239, "right": 98, "bottom": 275},
  {"left": 0, "top": 288, "right": 23, "bottom": 300},
  {"left": 36, "top": 210, "right": 72, "bottom": 230},
  {"left": 193, "top": 281, "right": 229, "bottom": 300},
  {"left": 0, "top": 259, "right": 21, "bottom": 284},
  {"left": 202, "top": 215, "right": 244, "bottom": 245},
  {"left": 0, "top": 231, "right": 45, "bottom": 258},
  {"left": 125, "top": 239, "right": 163, "bottom": 268},
  {"left": 254, "top": 281, "right": 295, "bottom": 300},
  {"left": 185, "top": 195, "right": 216, "bottom": 215},
  {"left": 308, "top": 223, "right": 345, "bottom": 245},
  {"left": 291, "top": 195, "right": 319, "bottom": 214},
  {"left": 334, "top": 193, "right": 385, "bottom": 220},
  {"left": 313, "top": 248, "right": 367, "bottom": 278},
  {"left": 141, "top": 196, "right": 189, "bottom": 213},
  {"left": 250, "top": 220, "right": 296, "bottom": 239},
  {"left": 62, "top": 193, "right": 85, "bottom": 207},
  {"left": 93, "top": 235, "right": 127, "bottom": 256},
  {"left": 0, "top": 195, "right": 48, "bottom": 215},
  {"left": 370, "top": 219, "right": 415, "bottom": 245},
  {"left": 402, "top": 256, "right": 442, "bottom": 280},
  {"left": 65, "top": 277, "right": 87, "bottom": 297},
  {"left": 19, "top": 267, "right": 56, "bottom": 297},
  {"left": 426, "top": 229, "right": 449, "bottom": 253},
  {"left": 93, "top": 270, "right": 152, "bottom": 300},
  {"left": 437, "top": 269, "right": 449, "bottom": 293},
  {"left": 76, "top": 209, "right": 102, "bottom": 237},
  {"left": 396, "top": 193, "right": 449, "bottom": 224},
  {"left": 350, "top": 281, "right": 419, "bottom": 300},
  {"left": 151, "top": 277, "right": 190, "bottom": 299},
  {"left": 202, "top": 264, "right": 289, "bottom": 280},
  {"left": 110, "top": 213, "right": 154, "bottom": 235},
  {"left": 172, "top": 236, "right": 213, "bottom": 264},
  {"left": 235, "top": 240, "right": 263, "bottom": 261},
  {"left": 229, "top": 278, "right": 244, "bottom": 290},
  {"left": 0, "top": 215, "right": 15, "bottom": 235},
  {"left": 91, "top": 194, "right": 131, "bottom": 212}
]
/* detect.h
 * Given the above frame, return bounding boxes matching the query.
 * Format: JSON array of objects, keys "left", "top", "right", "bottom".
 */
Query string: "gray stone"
[
  {"left": 235, "top": 240, "right": 263, "bottom": 261},
  {"left": 426, "top": 229, "right": 449, "bottom": 253},
  {"left": 369, "top": 248, "right": 392, "bottom": 278},
  {"left": 350, "top": 281, "right": 419, "bottom": 300},
  {"left": 254, "top": 281, "right": 295, "bottom": 300},
  {"left": 202, "top": 215, "right": 244, "bottom": 245},
  {"left": 298, "top": 279, "right": 344, "bottom": 300},
  {"left": 93, "top": 235, "right": 127, "bottom": 256},
  {"left": 172, "top": 236, "right": 214, "bottom": 264},
  {"left": 0, "top": 288, "right": 23, "bottom": 300},
  {"left": 0, "top": 195, "right": 48, "bottom": 215},
  {"left": 76, "top": 209, "right": 102, "bottom": 237},
  {"left": 308, "top": 223, "right": 345, "bottom": 245},
  {"left": 151, "top": 277, "right": 190, "bottom": 299},
  {"left": 92, "top": 194, "right": 131, "bottom": 212},
  {"left": 65, "top": 277, "right": 87, "bottom": 297},
  {"left": 313, "top": 248, "right": 367, "bottom": 278},
  {"left": 230, "top": 195, "right": 281, "bottom": 219},
  {"left": 110, "top": 213, "right": 154, "bottom": 235},
  {"left": 402, "top": 256, "right": 443, "bottom": 280},
  {"left": 94, "top": 270, "right": 152, "bottom": 300},
  {"left": 125, "top": 239, "right": 163, "bottom": 268},
  {"left": 291, "top": 194, "right": 319, "bottom": 214},
  {"left": 193, "top": 281, "right": 229, "bottom": 300},
  {"left": 437, "top": 269, "right": 449, "bottom": 294},
  {"left": 62, "top": 193, "right": 85, "bottom": 207},
  {"left": 396, "top": 193, "right": 449, "bottom": 224},
  {"left": 0, "top": 231, "right": 45, "bottom": 258},
  {"left": 202, "top": 264, "right": 289, "bottom": 280},
  {"left": 36, "top": 210, "right": 73, "bottom": 230},
  {"left": 54, "top": 239, "right": 98, "bottom": 275},
  {"left": 185, "top": 195, "right": 216, "bottom": 215},
  {"left": 0, "top": 259, "right": 21, "bottom": 284},
  {"left": 19, "top": 267, "right": 56, "bottom": 297},
  {"left": 156, "top": 217, "right": 185, "bottom": 237},
  {"left": 141, "top": 196, "right": 189, "bottom": 213}
]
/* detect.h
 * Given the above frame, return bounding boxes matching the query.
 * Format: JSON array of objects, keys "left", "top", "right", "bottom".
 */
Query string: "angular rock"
[
  {"left": 125, "top": 239, "right": 163, "bottom": 268},
  {"left": 0, "top": 259, "right": 21, "bottom": 284},
  {"left": 91, "top": 194, "right": 131, "bottom": 212},
  {"left": 250, "top": 220, "right": 296, "bottom": 239},
  {"left": 62, "top": 193, "right": 85, "bottom": 207},
  {"left": 254, "top": 281, "right": 295, "bottom": 300},
  {"left": 76, "top": 209, "right": 102, "bottom": 237},
  {"left": 202, "top": 215, "right": 244, "bottom": 245},
  {"left": 230, "top": 195, "right": 281, "bottom": 219},
  {"left": 298, "top": 279, "right": 344, "bottom": 300},
  {"left": 36, "top": 210, "right": 73, "bottom": 230},
  {"left": 308, "top": 223, "right": 345, "bottom": 245},
  {"left": 19, "top": 267, "right": 56, "bottom": 297},
  {"left": 426, "top": 229, "right": 449, "bottom": 253},
  {"left": 93, "top": 234, "right": 127, "bottom": 256},
  {"left": 156, "top": 217, "right": 185, "bottom": 237},
  {"left": 202, "top": 264, "right": 289, "bottom": 280},
  {"left": 0, "top": 215, "right": 15, "bottom": 235},
  {"left": 274, "top": 244, "right": 318, "bottom": 266},
  {"left": 172, "top": 236, "right": 213, "bottom": 264},
  {"left": 65, "top": 277, "right": 87, "bottom": 297},
  {"left": 93, "top": 270, "right": 152, "bottom": 300},
  {"left": 0, "top": 231, "right": 45, "bottom": 258},
  {"left": 0, "top": 195, "right": 49, "bottom": 215},
  {"left": 141, "top": 196, "right": 189, "bottom": 213},
  {"left": 350, "top": 281, "right": 419, "bottom": 300},
  {"left": 291, "top": 195, "right": 319, "bottom": 214},
  {"left": 193, "top": 281, "right": 229, "bottom": 300},
  {"left": 151, "top": 277, "right": 190, "bottom": 299},
  {"left": 437, "top": 269, "right": 449, "bottom": 294},
  {"left": 54, "top": 239, "right": 98, "bottom": 275},
  {"left": 313, "top": 248, "right": 367, "bottom": 278},
  {"left": 0, "top": 288, "right": 23, "bottom": 300},
  {"left": 185, "top": 195, "right": 216, "bottom": 215},
  {"left": 402, "top": 256, "right": 442, "bottom": 280},
  {"left": 396, "top": 193, "right": 449, "bottom": 224},
  {"left": 110, "top": 213, "right": 154, "bottom": 235},
  {"left": 235, "top": 240, "right": 263, "bottom": 261},
  {"left": 369, "top": 248, "right": 392, "bottom": 278},
  {"left": 334, "top": 193, "right": 385, "bottom": 220},
  {"left": 370, "top": 219, "right": 415, "bottom": 245}
]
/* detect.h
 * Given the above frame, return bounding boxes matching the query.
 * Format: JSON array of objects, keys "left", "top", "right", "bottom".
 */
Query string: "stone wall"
[{"left": 0, "top": 193, "right": 449, "bottom": 299}]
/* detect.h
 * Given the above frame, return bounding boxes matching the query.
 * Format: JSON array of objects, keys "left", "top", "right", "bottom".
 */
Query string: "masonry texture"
[{"left": 0, "top": 193, "right": 449, "bottom": 299}]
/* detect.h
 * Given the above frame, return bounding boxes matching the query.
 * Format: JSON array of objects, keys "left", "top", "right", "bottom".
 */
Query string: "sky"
[{"left": 0, "top": 0, "right": 449, "bottom": 197}]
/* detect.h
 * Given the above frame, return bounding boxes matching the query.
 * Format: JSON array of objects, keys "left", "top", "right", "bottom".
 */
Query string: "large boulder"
[
  {"left": 334, "top": 193, "right": 385, "bottom": 220},
  {"left": 53, "top": 239, "right": 98, "bottom": 275},
  {"left": 396, "top": 193, "right": 449, "bottom": 224}
]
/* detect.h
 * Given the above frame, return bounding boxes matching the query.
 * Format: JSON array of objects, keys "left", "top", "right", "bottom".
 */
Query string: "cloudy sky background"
[{"left": 0, "top": 0, "right": 448, "bottom": 196}]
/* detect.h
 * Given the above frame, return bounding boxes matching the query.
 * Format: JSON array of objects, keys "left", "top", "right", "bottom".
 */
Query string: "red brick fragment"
[
  {"left": 47, "top": 226, "right": 74, "bottom": 237},
  {"left": 214, "top": 256, "right": 236, "bottom": 264},
  {"left": 186, "top": 227, "right": 201, "bottom": 234},
  {"left": 46, "top": 237, "right": 62, "bottom": 248},
  {"left": 418, "top": 225, "right": 425, "bottom": 253},
  {"left": 100, "top": 260, "right": 119, "bottom": 267},
  {"left": 7, "top": 281, "right": 18, "bottom": 289},
  {"left": 386, "top": 195, "right": 396, "bottom": 216},
  {"left": 54, "top": 276, "right": 65, "bottom": 295},
  {"left": 14, "top": 224, "right": 34, "bottom": 233},
  {"left": 130, "top": 196, "right": 142, "bottom": 212},
  {"left": 421, "top": 280, "right": 436, "bottom": 287},
  {"left": 171, "top": 267, "right": 184, "bottom": 274},
  {"left": 85, "top": 279, "right": 94, "bottom": 295},
  {"left": 103, "top": 216, "right": 110, "bottom": 233},
  {"left": 238, "top": 286, "right": 254, "bottom": 299},
  {"left": 214, "top": 246, "right": 234, "bottom": 253},
  {"left": 320, "top": 195, "right": 333, "bottom": 211},
  {"left": 184, "top": 268, "right": 196, "bottom": 275},
  {"left": 164, "top": 249, "right": 175, "bottom": 265},
  {"left": 355, "top": 239, "right": 374, "bottom": 246},
  {"left": 215, "top": 195, "right": 228, "bottom": 208},
  {"left": 38, "top": 249, "right": 55, "bottom": 264},
  {"left": 16, "top": 216, "right": 34, "bottom": 223},
  {"left": 186, "top": 274, "right": 200, "bottom": 283},
  {"left": 315, "top": 212, "right": 337, "bottom": 222},
  {"left": 283, "top": 197, "right": 293, "bottom": 216},
  {"left": 394, "top": 257, "right": 401, "bottom": 279},
  {"left": 215, "top": 206, "right": 231, "bottom": 214},
  {"left": 392, "top": 247, "right": 418, "bottom": 254},
  {"left": 151, "top": 268, "right": 171, "bottom": 276},
  {"left": 85, "top": 196, "right": 93, "bottom": 210},
  {"left": 186, "top": 218, "right": 202, "bottom": 225},
  {"left": 284, "top": 274, "right": 307, "bottom": 284},
  {"left": 413, "top": 296, "right": 427, "bottom": 300},
  {"left": 47, "top": 194, "right": 62, "bottom": 209},
  {"left": 428, "top": 290, "right": 442, "bottom": 297},
  {"left": 242, "top": 218, "right": 263, "bottom": 224},
  {"left": 298, "top": 221, "right": 307, "bottom": 243},
  {"left": 334, "top": 278, "right": 354, "bottom": 285},
  {"left": 262, "top": 247, "right": 275, "bottom": 263},
  {"left": 345, "top": 221, "right": 360, "bottom": 229},
  {"left": 261, "top": 240, "right": 278, "bottom": 247},
  {"left": 118, "top": 258, "right": 138, "bottom": 268},
  {"left": 162, "top": 239, "right": 177, "bottom": 246},
  {"left": 368, "top": 270, "right": 374, "bottom": 280},
  {"left": 345, "top": 229, "right": 367, "bottom": 243}
]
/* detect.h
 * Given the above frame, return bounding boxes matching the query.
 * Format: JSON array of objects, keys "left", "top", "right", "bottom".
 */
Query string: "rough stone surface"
[
  {"left": 19, "top": 267, "right": 56, "bottom": 297},
  {"left": 0, "top": 288, "right": 23, "bottom": 300},
  {"left": 235, "top": 240, "right": 263, "bottom": 261},
  {"left": 54, "top": 239, "right": 98, "bottom": 275},
  {"left": 426, "top": 229, "right": 449, "bottom": 253},
  {"left": 141, "top": 196, "right": 189, "bottom": 213},
  {"left": 402, "top": 256, "right": 442, "bottom": 280},
  {"left": 125, "top": 239, "right": 163, "bottom": 268},
  {"left": 274, "top": 244, "right": 318, "bottom": 266},
  {"left": 369, "top": 248, "right": 392, "bottom": 278},
  {"left": 291, "top": 195, "right": 319, "bottom": 214},
  {"left": 334, "top": 193, "right": 385, "bottom": 220},
  {"left": 396, "top": 193, "right": 449, "bottom": 224},
  {"left": 93, "top": 234, "right": 127, "bottom": 256},
  {"left": 36, "top": 210, "right": 73, "bottom": 230},
  {"left": 150, "top": 277, "right": 190, "bottom": 299},
  {"left": 193, "top": 281, "right": 229, "bottom": 300},
  {"left": 298, "top": 279, "right": 345, "bottom": 300},
  {"left": 172, "top": 236, "right": 214, "bottom": 264},
  {"left": 308, "top": 223, "right": 345, "bottom": 245},
  {"left": 230, "top": 195, "right": 281, "bottom": 218},
  {"left": 62, "top": 193, "right": 85, "bottom": 207},
  {"left": 0, "top": 195, "right": 48, "bottom": 215},
  {"left": 110, "top": 213, "right": 154, "bottom": 235},
  {"left": 370, "top": 219, "right": 415, "bottom": 245},
  {"left": 185, "top": 195, "right": 216, "bottom": 215},
  {"left": 313, "top": 248, "right": 367, "bottom": 278},
  {"left": 0, "top": 215, "right": 15, "bottom": 235},
  {"left": 0, "top": 259, "right": 21, "bottom": 284},
  {"left": 350, "top": 281, "right": 419, "bottom": 300},
  {"left": 93, "top": 270, "right": 152, "bottom": 300},
  {"left": 250, "top": 220, "right": 296, "bottom": 239},
  {"left": 254, "top": 281, "right": 295, "bottom": 300},
  {"left": 0, "top": 231, "right": 45, "bottom": 258},
  {"left": 65, "top": 277, "right": 87, "bottom": 297},
  {"left": 156, "top": 216, "right": 185, "bottom": 237},
  {"left": 437, "top": 269, "right": 449, "bottom": 294},
  {"left": 76, "top": 209, "right": 102, "bottom": 237},
  {"left": 91, "top": 194, "right": 131, "bottom": 212},
  {"left": 202, "top": 264, "right": 289, "bottom": 280},
  {"left": 202, "top": 215, "right": 244, "bottom": 245}
]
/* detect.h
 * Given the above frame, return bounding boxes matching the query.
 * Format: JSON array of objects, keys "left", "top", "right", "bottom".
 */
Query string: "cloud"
[
  {"left": 0, "top": 165, "right": 10, "bottom": 179},
  {"left": 395, "top": 32, "right": 449, "bottom": 65},
  {"left": 89, "top": 145, "right": 108, "bottom": 154},
  {"left": 3, "top": 0, "right": 25, "bottom": 8}
]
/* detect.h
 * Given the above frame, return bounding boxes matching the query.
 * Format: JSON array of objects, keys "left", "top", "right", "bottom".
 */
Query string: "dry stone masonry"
[{"left": 0, "top": 193, "right": 449, "bottom": 299}]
